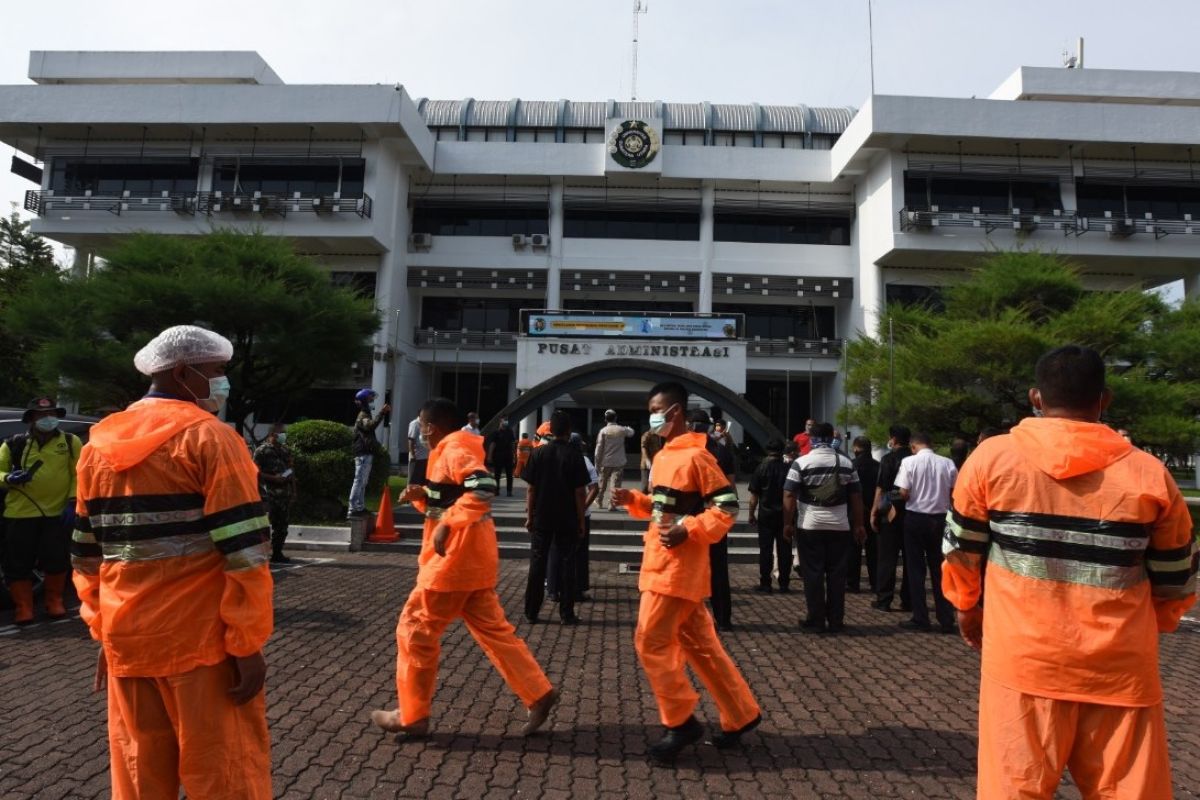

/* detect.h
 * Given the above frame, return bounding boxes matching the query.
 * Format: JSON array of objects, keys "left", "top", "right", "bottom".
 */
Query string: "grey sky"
[{"left": 3, "top": 0, "right": 1199, "bottom": 244}]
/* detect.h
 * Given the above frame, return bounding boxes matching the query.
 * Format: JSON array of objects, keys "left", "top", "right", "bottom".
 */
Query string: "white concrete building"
[{"left": 3, "top": 51, "right": 1199, "bottom": 451}]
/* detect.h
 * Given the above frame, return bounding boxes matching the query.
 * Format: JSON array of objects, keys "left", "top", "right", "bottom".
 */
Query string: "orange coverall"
[
  {"left": 619, "top": 431, "right": 760, "bottom": 732},
  {"left": 943, "top": 417, "right": 1197, "bottom": 799},
  {"left": 71, "top": 398, "right": 274, "bottom": 800},
  {"left": 394, "top": 430, "right": 552, "bottom": 724},
  {"left": 514, "top": 438, "right": 533, "bottom": 479}
]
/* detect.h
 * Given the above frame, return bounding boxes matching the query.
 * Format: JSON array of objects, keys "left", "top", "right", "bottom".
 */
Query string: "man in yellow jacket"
[
  {"left": 72, "top": 325, "right": 274, "bottom": 799},
  {"left": 370, "top": 397, "right": 558, "bottom": 739},
  {"left": 613, "top": 381, "right": 760, "bottom": 765},
  {"left": 943, "top": 345, "right": 1197, "bottom": 799},
  {"left": 1, "top": 396, "right": 82, "bottom": 624}
]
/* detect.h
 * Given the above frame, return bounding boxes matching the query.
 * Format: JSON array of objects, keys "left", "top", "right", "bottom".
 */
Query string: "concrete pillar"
[
  {"left": 547, "top": 179, "right": 564, "bottom": 310},
  {"left": 698, "top": 181, "right": 715, "bottom": 313},
  {"left": 519, "top": 413, "right": 536, "bottom": 438}
]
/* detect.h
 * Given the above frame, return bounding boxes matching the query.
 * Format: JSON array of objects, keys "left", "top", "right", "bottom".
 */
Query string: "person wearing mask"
[
  {"left": 72, "top": 325, "right": 273, "bottom": 798},
  {"left": 944, "top": 345, "right": 1197, "bottom": 799},
  {"left": 783, "top": 422, "right": 864, "bottom": 634},
  {"left": 522, "top": 412, "right": 591, "bottom": 625},
  {"left": 612, "top": 383, "right": 759, "bottom": 764},
  {"left": 711, "top": 418, "right": 736, "bottom": 452},
  {"left": 691, "top": 409, "right": 735, "bottom": 632},
  {"left": 792, "top": 418, "right": 815, "bottom": 457},
  {"left": 371, "top": 397, "right": 558, "bottom": 739},
  {"left": 461, "top": 412, "right": 482, "bottom": 436},
  {"left": 0, "top": 396, "right": 82, "bottom": 625},
  {"left": 872, "top": 425, "right": 913, "bottom": 613},
  {"left": 407, "top": 415, "right": 429, "bottom": 487},
  {"left": 485, "top": 416, "right": 517, "bottom": 497},
  {"left": 594, "top": 410, "right": 635, "bottom": 510},
  {"left": 253, "top": 424, "right": 297, "bottom": 564},
  {"left": 846, "top": 435, "right": 879, "bottom": 594},
  {"left": 640, "top": 428, "right": 663, "bottom": 492},
  {"left": 548, "top": 435, "right": 600, "bottom": 604},
  {"left": 894, "top": 431, "right": 958, "bottom": 633},
  {"left": 350, "top": 389, "right": 389, "bottom": 517},
  {"left": 747, "top": 440, "right": 791, "bottom": 594}
]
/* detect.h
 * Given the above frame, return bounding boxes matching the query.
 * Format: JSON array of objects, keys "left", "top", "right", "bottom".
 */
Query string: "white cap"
[{"left": 133, "top": 325, "right": 234, "bottom": 376}]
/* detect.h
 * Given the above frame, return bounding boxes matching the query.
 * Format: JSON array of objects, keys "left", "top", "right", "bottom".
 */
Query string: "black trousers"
[
  {"left": 756, "top": 516, "right": 790, "bottom": 588},
  {"left": 875, "top": 510, "right": 911, "bottom": 609},
  {"left": 903, "top": 511, "right": 956, "bottom": 628},
  {"left": 2, "top": 517, "right": 70, "bottom": 582},
  {"left": 797, "top": 530, "right": 853, "bottom": 628},
  {"left": 708, "top": 535, "right": 732, "bottom": 627},
  {"left": 548, "top": 515, "right": 591, "bottom": 596},
  {"left": 847, "top": 512, "right": 878, "bottom": 591},
  {"left": 527, "top": 526, "right": 578, "bottom": 621},
  {"left": 267, "top": 501, "right": 291, "bottom": 554},
  {"left": 491, "top": 462, "right": 514, "bottom": 496}
]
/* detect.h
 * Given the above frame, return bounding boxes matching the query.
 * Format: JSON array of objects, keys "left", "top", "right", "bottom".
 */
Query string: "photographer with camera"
[{"left": 0, "top": 397, "right": 82, "bottom": 625}]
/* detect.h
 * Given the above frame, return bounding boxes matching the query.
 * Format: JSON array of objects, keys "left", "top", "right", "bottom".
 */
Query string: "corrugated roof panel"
[
  {"left": 662, "top": 102, "right": 705, "bottom": 129},
  {"left": 612, "top": 101, "right": 656, "bottom": 120},
  {"left": 515, "top": 100, "right": 560, "bottom": 127},
  {"left": 710, "top": 104, "right": 757, "bottom": 131},
  {"left": 761, "top": 104, "right": 807, "bottom": 133},
  {"left": 421, "top": 99, "right": 463, "bottom": 127},
  {"left": 563, "top": 101, "right": 605, "bottom": 128},
  {"left": 467, "top": 100, "right": 511, "bottom": 127},
  {"left": 809, "top": 106, "right": 857, "bottom": 134}
]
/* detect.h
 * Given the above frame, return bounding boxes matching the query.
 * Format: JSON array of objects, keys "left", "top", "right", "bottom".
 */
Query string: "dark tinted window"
[
  {"left": 411, "top": 206, "right": 549, "bottom": 237},
  {"left": 564, "top": 209, "right": 699, "bottom": 240},
  {"left": 712, "top": 303, "right": 835, "bottom": 339},
  {"left": 713, "top": 212, "right": 850, "bottom": 245},
  {"left": 885, "top": 284, "right": 944, "bottom": 311},
  {"left": 420, "top": 297, "right": 530, "bottom": 331},
  {"left": 330, "top": 271, "right": 377, "bottom": 299},
  {"left": 49, "top": 159, "right": 198, "bottom": 195},
  {"left": 1076, "top": 182, "right": 1126, "bottom": 215},
  {"left": 905, "top": 173, "right": 1062, "bottom": 213},
  {"left": 211, "top": 158, "right": 365, "bottom": 197}
]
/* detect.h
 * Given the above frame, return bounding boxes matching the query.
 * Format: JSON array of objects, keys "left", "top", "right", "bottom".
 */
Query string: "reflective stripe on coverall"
[
  {"left": 942, "top": 417, "right": 1197, "bottom": 799},
  {"left": 620, "top": 431, "right": 760, "bottom": 731},
  {"left": 72, "top": 397, "right": 273, "bottom": 800},
  {"left": 396, "top": 430, "right": 552, "bottom": 725}
]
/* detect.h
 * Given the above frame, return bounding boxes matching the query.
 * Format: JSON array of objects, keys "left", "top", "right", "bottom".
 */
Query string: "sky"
[{"left": 2, "top": 0, "right": 1199, "bottom": 277}]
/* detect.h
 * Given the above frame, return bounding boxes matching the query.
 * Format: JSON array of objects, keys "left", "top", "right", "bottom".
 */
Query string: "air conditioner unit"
[
  {"left": 512, "top": 233, "right": 527, "bottom": 248},
  {"left": 904, "top": 210, "right": 935, "bottom": 229},
  {"left": 1106, "top": 219, "right": 1135, "bottom": 239},
  {"left": 409, "top": 232, "right": 433, "bottom": 249},
  {"left": 529, "top": 233, "right": 549, "bottom": 248}
]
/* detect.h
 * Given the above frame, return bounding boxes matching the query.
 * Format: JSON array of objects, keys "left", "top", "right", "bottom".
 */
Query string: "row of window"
[
  {"left": 418, "top": 297, "right": 836, "bottom": 339},
  {"left": 410, "top": 205, "right": 852, "bottom": 244},
  {"left": 47, "top": 159, "right": 367, "bottom": 198},
  {"left": 49, "top": 159, "right": 200, "bottom": 195},
  {"left": 212, "top": 159, "right": 365, "bottom": 198},
  {"left": 429, "top": 126, "right": 839, "bottom": 149},
  {"left": 1076, "top": 182, "right": 1200, "bottom": 219}
]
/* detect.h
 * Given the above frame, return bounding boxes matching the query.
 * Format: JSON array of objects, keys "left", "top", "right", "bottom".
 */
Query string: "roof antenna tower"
[{"left": 631, "top": 0, "right": 648, "bottom": 101}]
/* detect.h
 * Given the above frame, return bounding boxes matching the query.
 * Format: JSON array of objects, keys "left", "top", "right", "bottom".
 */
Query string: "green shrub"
[{"left": 288, "top": 419, "right": 390, "bottom": 520}]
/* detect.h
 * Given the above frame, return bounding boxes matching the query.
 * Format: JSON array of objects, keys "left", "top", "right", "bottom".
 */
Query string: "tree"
[
  {"left": 0, "top": 207, "right": 60, "bottom": 405},
  {"left": 4, "top": 229, "right": 382, "bottom": 431},
  {"left": 844, "top": 250, "right": 1200, "bottom": 460}
]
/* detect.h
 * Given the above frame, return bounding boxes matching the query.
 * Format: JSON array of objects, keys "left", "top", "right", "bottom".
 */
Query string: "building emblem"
[{"left": 607, "top": 120, "right": 661, "bottom": 169}]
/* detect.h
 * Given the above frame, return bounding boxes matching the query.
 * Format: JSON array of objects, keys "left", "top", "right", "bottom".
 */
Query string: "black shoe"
[
  {"left": 870, "top": 599, "right": 892, "bottom": 611},
  {"left": 753, "top": 584, "right": 772, "bottom": 594},
  {"left": 778, "top": 585, "right": 791, "bottom": 594},
  {"left": 900, "top": 619, "right": 932, "bottom": 631},
  {"left": 648, "top": 716, "right": 704, "bottom": 764},
  {"left": 561, "top": 615, "right": 580, "bottom": 626},
  {"left": 524, "top": 614, "right": 541, "bottom": 624},
  {"left": 716, "top": 621, "right": 734, "bottom": 632},
  {"left": 826, "top": 623, "right": 846, "bottom": 635},
  {"left": 709, "top": 714, "right": 761, "bottom": 749},
  {"left": 800, "top": 618, "right": 825, "bottom": 633},
  {"left": 270, "top": 552, "right": 292, "bottom": 564}
]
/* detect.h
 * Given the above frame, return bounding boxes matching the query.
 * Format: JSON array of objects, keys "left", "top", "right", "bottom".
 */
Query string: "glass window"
[
  {"left": 713, "top": 212, "right": 851, "bottom": 245},
  {"left": 411, "top": 205, "right": 549, "bottom": 237},
  {"left": 563, "top": 209, "right": 699, "bottom": 241},
  {"left": 420, "top": 297, "right": 529, "bottom": 331},
  {"left": 1076, "top": 182, "right": 1126, "bottom": 216},
  {"left": 713, "top": 303, "right": 836, "bottom": 340}
]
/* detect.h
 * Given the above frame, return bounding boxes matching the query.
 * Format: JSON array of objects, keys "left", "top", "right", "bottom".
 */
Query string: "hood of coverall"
[
  {"left": 86, "top": 398, "right": 215, "bottom": 473},
  {"left": 1007, "top": 416, "right": 1134, "bottom": 481}
]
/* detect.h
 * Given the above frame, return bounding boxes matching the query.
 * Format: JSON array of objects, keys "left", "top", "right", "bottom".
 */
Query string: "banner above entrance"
[
  {"left": 516, "top": 337, "right": 746, "bottom": 393},
  {"left": 526, "top": 312, "right": 740, "bottom": 340}
]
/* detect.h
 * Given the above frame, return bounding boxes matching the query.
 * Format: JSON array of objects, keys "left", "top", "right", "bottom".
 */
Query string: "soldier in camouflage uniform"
[{"left": 253, "top": 424, "right": 296, "bottom": 564}]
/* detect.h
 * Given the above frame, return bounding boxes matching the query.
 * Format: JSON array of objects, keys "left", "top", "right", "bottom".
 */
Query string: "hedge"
[{"left": 287, "top": 419, "right": 389, "bottom": 520}]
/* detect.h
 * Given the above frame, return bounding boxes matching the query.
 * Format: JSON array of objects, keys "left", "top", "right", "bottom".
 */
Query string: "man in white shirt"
[
  {"left": 782, "top": 422, "right": 864, "bottom": 634},
  {"left": 594, "top": 410, "right": 635, "bottom": 510},
  {"left": 894, "top": 430, "right": 959, "bottom": 633},
  {"left": 406, "top": 416, "right": 429, "bottom": 486},
  {"left": 461, "top": 411, "right": 482, "bottom": 436}
]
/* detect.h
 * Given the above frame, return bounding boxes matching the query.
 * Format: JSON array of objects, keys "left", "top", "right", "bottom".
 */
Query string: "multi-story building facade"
[{"left": 3, "top": 51, "right": 1199, "bottom": 452}]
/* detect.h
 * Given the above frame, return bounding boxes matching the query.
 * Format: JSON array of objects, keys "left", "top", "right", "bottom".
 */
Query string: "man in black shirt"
[
  {"left": 872, "top": 425, "right": 913, "bottom": 612},
  {"left": 522, "top": 411, "right": 591, "bottom": 625},
  {"left": 747, "top": 440, "right": 791, "bottom": 593},
  {"left": 847, "top": 435, "right": 880, "bottom": 593},
  {"left": 486, "top": 416, "right": 517, "bottom": 497},
  {"left": 692, "top": 409, "right": 735, "bottom": 631}
]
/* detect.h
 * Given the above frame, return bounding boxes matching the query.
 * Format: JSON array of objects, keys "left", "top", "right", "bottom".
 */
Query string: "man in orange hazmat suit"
[
  {"left": 370, "top": 397, "right": 558, "bottom": 739},
  {"left": 612, "top": 381, "right": 760, "bottom": 765},
  {"left": 943, "top": 345, "right": 1197, "bottom": 799},
  {"left": 72, "top": 325, "right": 274, "bottom": 799}
]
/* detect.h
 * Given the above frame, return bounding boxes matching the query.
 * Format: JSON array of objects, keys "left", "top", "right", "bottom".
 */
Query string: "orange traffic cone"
[{"left": 367, "top": 488, "right": 399, "bottom": 543}]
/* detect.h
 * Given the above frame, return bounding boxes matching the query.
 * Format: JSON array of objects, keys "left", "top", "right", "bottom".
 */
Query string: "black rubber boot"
[{"left": 648, "top": 715, "right": 704, "bottom": 765}]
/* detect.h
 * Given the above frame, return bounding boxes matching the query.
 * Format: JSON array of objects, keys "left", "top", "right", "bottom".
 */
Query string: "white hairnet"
[{"left": 133, "top": 325, "right": 234, "bottom": 376}]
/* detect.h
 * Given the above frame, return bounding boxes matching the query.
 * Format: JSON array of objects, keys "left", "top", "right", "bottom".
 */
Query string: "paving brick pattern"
[{"left": 1, "top": 554, "right": 1197, "bottom": 799}]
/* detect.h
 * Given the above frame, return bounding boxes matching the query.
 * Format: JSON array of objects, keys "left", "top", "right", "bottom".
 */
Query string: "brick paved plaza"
[{"left": 2, "top": 552, "right": 1198, "bottom": 799}]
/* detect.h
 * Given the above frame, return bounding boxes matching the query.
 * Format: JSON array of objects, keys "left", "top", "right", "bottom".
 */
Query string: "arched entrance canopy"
[{"left": 482, "top": 358, "right": 784, "bottom": 448}]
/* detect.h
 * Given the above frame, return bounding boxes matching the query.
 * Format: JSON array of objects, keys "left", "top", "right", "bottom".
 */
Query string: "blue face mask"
[
  {"left": 649, "top": 403, "right": 678, "bottom": 435},
  {"left": 831, "top": 437, "right": 842, "bottom": 450},
  {"left": 34, "top": 416, "right": 60, "bottom": 433}
]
